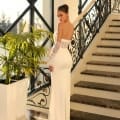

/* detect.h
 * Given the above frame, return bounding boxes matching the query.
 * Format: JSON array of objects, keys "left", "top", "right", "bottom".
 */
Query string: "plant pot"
[{"left": 0, "top": 78, "right": 28, "bottom": 120}]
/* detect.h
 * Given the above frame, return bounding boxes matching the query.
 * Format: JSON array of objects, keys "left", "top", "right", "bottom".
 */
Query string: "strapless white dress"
[{"left": 48, "top": 39, "right": 72, "bottom": 120}]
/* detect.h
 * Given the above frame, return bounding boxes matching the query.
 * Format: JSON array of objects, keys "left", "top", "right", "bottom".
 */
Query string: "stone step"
[
  {"left": 87, "top": 60, "right": 120, "bottom": 67},
  {"left": 81, "top": 69, "right": 120, "bottom": 78},
  {"left": 109, "top": 25, "right": 120, "bottom": 27},
  {"left": 96, "top": 47, "right": 120, "bottom": 54},
  {"left": 70, "top": 109, "right": 120, "bottom": 120},
  {"left": 70, "top": 102, "right": 120, "bottom": 119},
  {"left": 105, "top": 31, "right": 120, "bottom": 34},
  {"left": 103, "top": 33, "right": 120, "bottom": 39},
  {"left": 86, "top": 64, "right": 120, "bottom": 73},
  {"left": 97, "top": 45, "right": 120, "bottom": 49},
  {"left": 73, "top": 87, "right": 120, "bottom": 101},
  {"left": 79, "top": 75, "right": 120, "bottom": 86},
  {"left": 110, "top": 13, "right": 120, "bottom": 19},
  {"left": 91, "top": 55, "right": 120, "bottom": 63},
  {"left": 75, "top": 81, "right": 120, "bottom": 92},
  {"left": 100, "top": 40, "right": 120, "bottom": 46},
  {"left": 109, "top": 21, "right": 120, "bottom": 26},
  {"left": 112, "top": 19, "right": 120, "bottom": 22},
  {"left": 92, "top": 52, "right": 120, "bottom": 57},
  {"left": 105, "top": 27, "right": 120, "bottom": 32},
  {"left": 101, "top": 38, "right": 120, "bottom": 41},
  {"left": 71, "top": 94, "right": 120, "bottom": 110},
  {"left": 85, "top": 64, "right": 120, "bottom": 73}
]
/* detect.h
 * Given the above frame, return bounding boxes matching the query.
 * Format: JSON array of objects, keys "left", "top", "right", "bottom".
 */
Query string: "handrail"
[
  {"left": 81, "top": 0, "right": 89, "bottom": 10},
  {"left": 73, "top": 0, "right": 96, "bottom": 27}
]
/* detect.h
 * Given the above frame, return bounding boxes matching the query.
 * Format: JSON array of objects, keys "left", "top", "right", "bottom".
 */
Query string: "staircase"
[{"left": 70, "top": 13, "right": 120, "bottom": 120}]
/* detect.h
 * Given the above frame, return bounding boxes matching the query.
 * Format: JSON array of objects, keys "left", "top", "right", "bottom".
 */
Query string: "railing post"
[
  {"left": 99, "top": 0, "right": 102, "bottom": 29},
  {"left": 78, "top": 0, "right": 82, "bottom": 14},
  {"left": 29, "top": 0, "right": 37, "bottom": 32},
  {"left": 29, "top": 0, "right": 37, "bottom": 91},
  {"left": 30, "top": 0, "right": 35, "bottom": 32},
  {"left": 51, "top": 0, "right": 54, "bottom": 32},
  {"left": 78, "top": 0, "right": 83, "bottom": 58},
  {"left": 109, "top": 0, "right": 112, "bottom": 13}
]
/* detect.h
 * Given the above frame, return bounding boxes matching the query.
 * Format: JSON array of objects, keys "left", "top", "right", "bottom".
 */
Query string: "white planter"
[{"left": 0, "top": 78, "right": 28, "bottom": 120}]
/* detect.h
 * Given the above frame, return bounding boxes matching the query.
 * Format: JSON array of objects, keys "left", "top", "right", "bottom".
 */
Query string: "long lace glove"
[
  {"left": 47, "top": 41, "right": 61, "bottom": 66},
  {"left": 49, "top": 41, "right": 61, "bottom": 60}
]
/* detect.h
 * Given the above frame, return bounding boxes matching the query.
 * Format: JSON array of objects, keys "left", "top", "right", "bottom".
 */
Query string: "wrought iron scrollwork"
[
  {"left": 27, "top": 86, "right": 50, "bottom": 108},
  {"left": 27, "top": 67, "right": 51, "bottom": 108},
  {"left": 69, "top": 23, "right": 82, "bottom": 70},
  {"left": 69, "top": 0, "right": 111, "bottom": 70}
]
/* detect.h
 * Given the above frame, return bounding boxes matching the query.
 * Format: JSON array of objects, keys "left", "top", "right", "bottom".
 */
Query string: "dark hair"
[{"left": 58, "top": 4, "right": 69, "bottom": 13}]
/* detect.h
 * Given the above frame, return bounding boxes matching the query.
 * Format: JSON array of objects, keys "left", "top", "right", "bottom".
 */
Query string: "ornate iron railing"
[
  {"left": 69, "top": 0, "right": 111, "bottom": 70},
  {"left": 82, "top": 0, "right": 89, "bottom": 9},
  {"left": 78, "top": 0, "right": 86, "bottom": 14},
  {"left": 27, "top": 67, "right": 51, "bottom": 108}
]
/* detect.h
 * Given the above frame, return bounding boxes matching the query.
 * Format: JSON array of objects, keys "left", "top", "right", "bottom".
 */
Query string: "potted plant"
[{"left": 0, "top": 28, "right": 53, "bottom": 120}]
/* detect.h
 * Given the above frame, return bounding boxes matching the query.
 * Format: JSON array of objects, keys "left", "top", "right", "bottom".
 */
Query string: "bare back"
[{"left": 57, "top": 22, "right": 74, "bottom": 42}]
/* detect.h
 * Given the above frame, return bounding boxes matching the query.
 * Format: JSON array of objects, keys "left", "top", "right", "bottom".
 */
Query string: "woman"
[{"left": 47, "top": 4, "right": 74, "bottom": 120}]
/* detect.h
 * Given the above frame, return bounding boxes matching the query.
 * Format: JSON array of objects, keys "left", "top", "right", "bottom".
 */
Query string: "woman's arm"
[
  {"left": 57, "top": 23, "right": 63, "bottom": 42},
  {"left": 48, "top": 23, "right": 63, "bottom": 60}
]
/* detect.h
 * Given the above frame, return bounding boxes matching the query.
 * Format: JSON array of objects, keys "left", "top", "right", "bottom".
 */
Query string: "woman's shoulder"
[
  {"left": 69, "top": 22, "right": 74, "bottom": 26},
  {"left": 58, "top": 23, "right": 64, "bottom": 31}
]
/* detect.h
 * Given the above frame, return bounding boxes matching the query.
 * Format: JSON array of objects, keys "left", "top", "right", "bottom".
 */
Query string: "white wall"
[
  {"left": 42, "top": 0, "right": 51, "bottom": 30},
  {"left": 83, "top": 0, "right": 93, "bottom": 10}
]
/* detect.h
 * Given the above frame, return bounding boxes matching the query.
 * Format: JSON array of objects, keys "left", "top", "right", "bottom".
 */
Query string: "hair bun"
[{"left": 58, "top": 4, "right": 69, "bottom": 13}]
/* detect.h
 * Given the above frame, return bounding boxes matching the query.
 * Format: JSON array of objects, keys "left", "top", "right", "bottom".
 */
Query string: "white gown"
[{"left": 48, "top": 38, "right": 72, "bottom": 120}]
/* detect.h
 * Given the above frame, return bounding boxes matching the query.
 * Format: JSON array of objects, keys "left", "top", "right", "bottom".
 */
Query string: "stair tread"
[
  {"left": 71, "top": 94, "right": 120, "bottom": 110},
  {"left": 97, "top": 45, "right": 120, "bottom": 48},
  {"left": 101, "top": 38, "right": 120, "bottom": 41},
  {"left": 75, "top": 81, "right": 120, "bottom": 92},
  {"left": 112, "top": 19, "right": 120, "bottom": 22},
  {"left": 105, "top": 31, "right": 120, "bottom": 34},
  {"left": 70, "top": 109, "right": 120, "bottom": 120},
  {"left": 87, "top": 60, "right": 120, "bottom": 67},
  {"left": 81, "top": 69, "right": 120, "bottom": 78},
  {"left": 92, "top": 52, "right": 120, "bottom": 57},
  {"left": 109, "top": 25, "right": 120, "bottom": 27}
]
